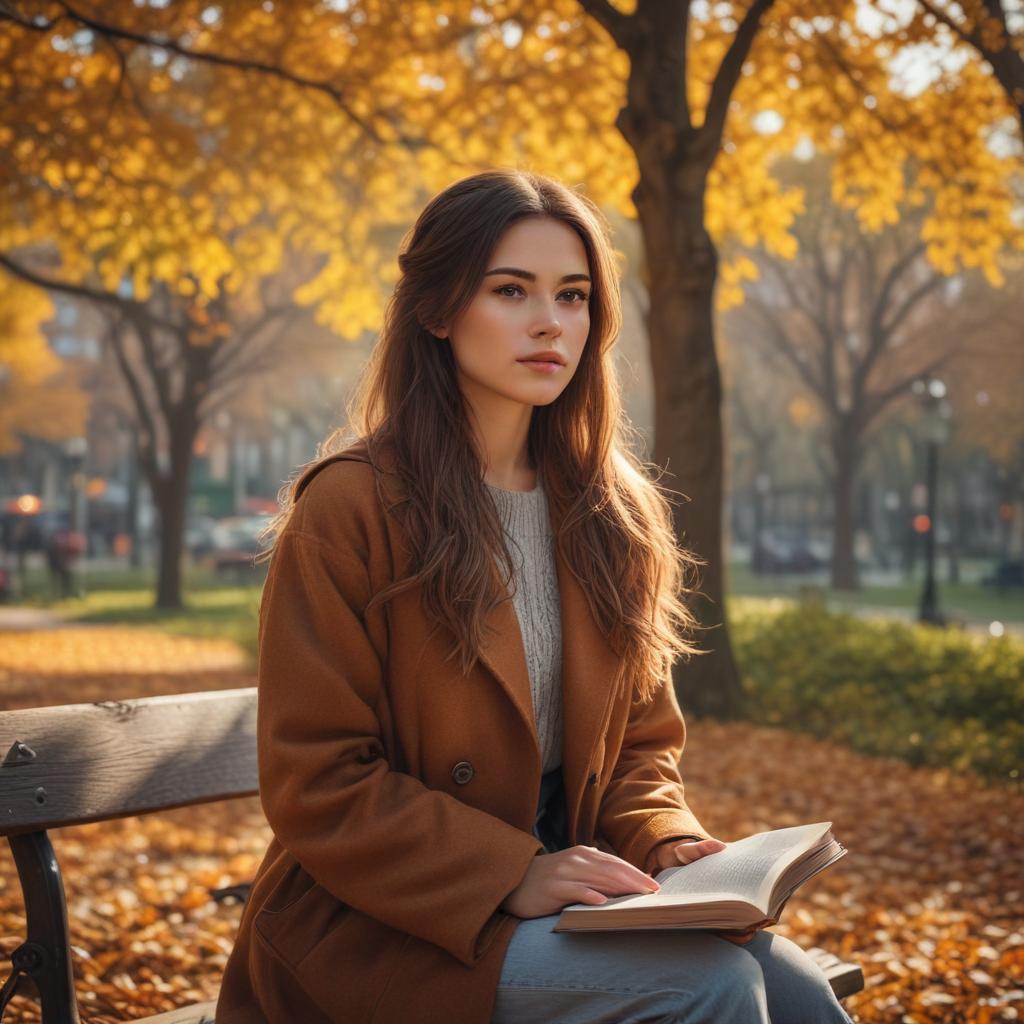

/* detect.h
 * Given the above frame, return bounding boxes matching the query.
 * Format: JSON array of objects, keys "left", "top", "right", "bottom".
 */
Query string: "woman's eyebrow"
[{"left": 484, "top": 266, "right": 591, "bottom": 284}]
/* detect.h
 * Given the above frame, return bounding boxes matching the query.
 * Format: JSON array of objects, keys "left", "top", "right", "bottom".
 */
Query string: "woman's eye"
[{"left": 494, "top": 284, "right": 589, "bottom": 303}]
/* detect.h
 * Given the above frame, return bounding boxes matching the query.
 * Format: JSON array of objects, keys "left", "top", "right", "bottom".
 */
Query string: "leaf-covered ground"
[{"left": 0, "top": 625, "right": 1021, "bottom": 1022}]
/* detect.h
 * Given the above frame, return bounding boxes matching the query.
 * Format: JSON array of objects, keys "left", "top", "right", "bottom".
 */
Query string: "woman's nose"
[{"left": 531, "top": 309, "right": 561, "bottom": 336}]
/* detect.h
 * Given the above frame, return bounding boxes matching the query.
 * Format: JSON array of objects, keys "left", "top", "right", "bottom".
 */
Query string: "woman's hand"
[
  {"left": 644, "top": 836, "right": 777, "bottom": 946},
  {"left": 643, "top": 835, "right": 727, "bottom": 875},
  {"left": 500, "top": 845, "right": 662, "bottom": 920}
]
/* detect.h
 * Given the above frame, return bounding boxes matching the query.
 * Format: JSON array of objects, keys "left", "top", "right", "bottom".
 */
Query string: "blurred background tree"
[{"left": 722, "top": 152, "right": 1018, "bottom": 590}]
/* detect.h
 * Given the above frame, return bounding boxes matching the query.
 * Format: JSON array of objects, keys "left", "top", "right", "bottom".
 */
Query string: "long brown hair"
[{"left": 258, "top": 167, "right": 705, "bottom": 703}]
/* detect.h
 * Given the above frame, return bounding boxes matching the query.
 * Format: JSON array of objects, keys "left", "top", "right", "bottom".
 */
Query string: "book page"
[{"left": 654, "top": 823, "right": 831, "bottom": 906}]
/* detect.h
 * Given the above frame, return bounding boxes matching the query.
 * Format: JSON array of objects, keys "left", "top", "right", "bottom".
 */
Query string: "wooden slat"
[
  {"left": 0, "top": 689, "right": 257, "bottom": 834},
  {"left": 807, "top": 946, "right": 865, "bottom": 999}
]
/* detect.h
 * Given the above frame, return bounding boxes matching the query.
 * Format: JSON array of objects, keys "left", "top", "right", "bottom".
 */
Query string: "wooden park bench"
[{"left": 0, "top": 689, "right": 865, "bottom": 1023}]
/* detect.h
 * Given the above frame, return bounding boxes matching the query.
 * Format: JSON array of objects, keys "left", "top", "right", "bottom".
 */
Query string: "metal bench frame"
[{"left": 0, "top": 689, "right": 864, "bottom": 1022}]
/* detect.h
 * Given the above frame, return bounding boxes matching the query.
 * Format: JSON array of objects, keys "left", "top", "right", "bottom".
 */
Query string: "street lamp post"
[
  {"left": 912, "top": 378, "right": 952, "bottom": 626},
  {"left": 62, "top": 437, "right": 89, "bottom": 599},
  {"left": 751, "top": 471, "right": 772, "bottom": 574}
]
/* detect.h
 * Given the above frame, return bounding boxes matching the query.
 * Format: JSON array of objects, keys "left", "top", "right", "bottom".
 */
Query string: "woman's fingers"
[
  {"left": 566, "top": 846, "right": 660, "bottom": 896},
  {"left": 674, "top": 838, "right": 727, "bottom": 863}
]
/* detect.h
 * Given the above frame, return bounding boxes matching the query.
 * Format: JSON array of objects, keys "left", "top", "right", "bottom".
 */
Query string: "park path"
[
  {"left": 846, "top": 602, "right": 1023, "bottom": 639},
  {"left": 0, "top": 606, "right": 71, "bottom": 631}
]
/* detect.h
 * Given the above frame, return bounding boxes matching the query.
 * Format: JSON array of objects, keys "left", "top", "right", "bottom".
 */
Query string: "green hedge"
[{"left": 729, "top": 598, "right": 1024, "bottom": 788}]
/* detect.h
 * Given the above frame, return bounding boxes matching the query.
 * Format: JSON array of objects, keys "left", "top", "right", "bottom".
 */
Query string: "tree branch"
[
  {"left": 577, "top": 0, "right": 636, "bottom": 46},
  {"left": 916, "top": 0, "right": 982, "bottom": 48},
  {"left": 745, "top": 296, "right": 826, "bottom": 399},
  {"left": 125, "top": 307, "right": 178, "bottom": 428},
  {"left": 701, "top": 0, "right": 776, "bottom": 154},
  {"left": 869, "top": 241, "right": 928, "bottom": 342},
  {"left": 103, "top": 313, "right": 161, "bottom": 475},
  {"left": 0, "top": 3, "right": 65, "bottom": 31},
  {"left": 879, "top": 268, "right": 946, "bottom": 340},
  {"left": 207, "top": 305, "right": 295, "bottom": 387},
  {"left": 0, "top": 253, "right": 181, "bottom": 332},
  {"left": 862, "top": 353, "right": 953, "bottom": 426}
]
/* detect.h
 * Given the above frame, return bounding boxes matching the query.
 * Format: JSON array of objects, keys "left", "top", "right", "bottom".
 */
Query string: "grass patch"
[
  {"left": 30, "top": 564, "right": 266, "bottom": 662},
  {"left": 727, "top": 562, "right": 1024, "bottom": 626}
]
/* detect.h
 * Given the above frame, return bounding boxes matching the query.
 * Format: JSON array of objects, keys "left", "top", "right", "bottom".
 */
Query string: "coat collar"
[{"left": 297, "top": 436, "right": 625, "bottom": 841}]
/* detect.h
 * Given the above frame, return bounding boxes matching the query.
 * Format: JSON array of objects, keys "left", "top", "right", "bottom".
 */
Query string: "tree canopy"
[
  {"left": 2, "top": 1, "right": 1020, "bottom": 336},
  {"left": 0, "top": 276, "right": 86, "bottom": 454}
]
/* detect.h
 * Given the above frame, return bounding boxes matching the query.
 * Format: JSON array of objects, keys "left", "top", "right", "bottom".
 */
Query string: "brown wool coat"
[{"left": 214, "top": 438, "right": 712, "bottom": 1024}]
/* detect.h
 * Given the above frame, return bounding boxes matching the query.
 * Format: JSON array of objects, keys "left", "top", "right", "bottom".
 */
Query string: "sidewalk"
[
  {"left": 847, "top": 602, "right": 1023, "bottom": 638},
  {"left": 0, "top": 606, "right": 69, "bottom": 631}
]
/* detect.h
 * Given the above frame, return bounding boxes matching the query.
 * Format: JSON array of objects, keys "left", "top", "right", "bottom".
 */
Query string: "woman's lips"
[{"left": 518, "top": 360, "right": 563, "bottom": 373}]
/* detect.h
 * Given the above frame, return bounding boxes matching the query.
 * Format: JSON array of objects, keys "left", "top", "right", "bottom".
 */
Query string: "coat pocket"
[
  {"left": 254, "top": 862, "right": 410, "bottom": 1023},
  {"left": 292, "top": 908, "right": 412, "bottom": 1022},
  {"left": 254, "top": 859, "right": 348, "bottom": 968},
  {"left": 259, "top": 858, "right": 321, "bottom": 917}
]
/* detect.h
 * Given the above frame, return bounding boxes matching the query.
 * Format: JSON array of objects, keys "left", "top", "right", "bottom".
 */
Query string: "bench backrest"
[{"left": 0, "top": 688, "right": 258, "bottom": 836}]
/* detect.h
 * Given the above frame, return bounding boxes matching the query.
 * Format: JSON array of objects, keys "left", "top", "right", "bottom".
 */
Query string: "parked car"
[
  {"left": 981, "top": 559, "right": 1024, "bottom": 591},
  {"left": 205, "top": 516, "right": 272, "bottom": 580},
  {"left": 0, "top": 507, "right": 53, "bottom": 554},
  {"left": 754, "top": 530, "right": 826, "bottom": 574},
  {"left": 185, "top": 515, "right": 220, "bottom": 561}
]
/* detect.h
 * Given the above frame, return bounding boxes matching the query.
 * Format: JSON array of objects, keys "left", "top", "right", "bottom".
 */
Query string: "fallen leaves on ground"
[
  {"left": 0, "top": 626, "right": 1021, "bottom": 1022},
  {"left": 0, "top": 626, "right": 253, "bottom": 710}
]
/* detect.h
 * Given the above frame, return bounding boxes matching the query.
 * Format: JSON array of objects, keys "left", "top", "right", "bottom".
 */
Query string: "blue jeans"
[
  {"left": 491, "top": 918, "right": 854, "bottom": 1023},
  {"left": 500, "top": 769, "right": 855, "bottom": 1022}
]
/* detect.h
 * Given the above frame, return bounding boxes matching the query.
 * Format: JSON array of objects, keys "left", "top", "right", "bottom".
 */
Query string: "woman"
[{"left": 215, "top": 169, "right": 853, "bottom": 1023}]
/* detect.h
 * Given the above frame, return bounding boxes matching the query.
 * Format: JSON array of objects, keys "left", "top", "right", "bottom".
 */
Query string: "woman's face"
[{"left": 432, "top": 214, "right": 591, "bottom": 412}]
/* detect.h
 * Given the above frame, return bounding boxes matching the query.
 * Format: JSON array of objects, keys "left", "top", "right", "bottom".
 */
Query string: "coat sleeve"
[
  {"left": 255, "top": 465, "right": 543, "bottom": 969},
  {"left": 595, "top": 671, "right": 713, "bottom": 872}
]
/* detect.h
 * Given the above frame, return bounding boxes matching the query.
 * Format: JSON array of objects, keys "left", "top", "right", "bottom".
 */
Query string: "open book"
[{"left": 553, "top": 821, "right": 847, "bottom": 933}]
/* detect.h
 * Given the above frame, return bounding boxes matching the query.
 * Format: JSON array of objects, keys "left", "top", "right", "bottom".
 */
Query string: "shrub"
[{"left": 729, "top": 599, "right": 1024, "bottom": 788}]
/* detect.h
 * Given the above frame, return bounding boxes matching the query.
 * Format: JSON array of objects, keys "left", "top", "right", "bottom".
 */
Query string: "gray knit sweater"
[{"left": 484, "top": 478, "right": 563, "bottom": 774}]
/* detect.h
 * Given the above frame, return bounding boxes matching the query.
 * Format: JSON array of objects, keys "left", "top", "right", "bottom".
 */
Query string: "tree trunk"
[
  {"left": 149, "top": 475, "right": 182, "bottom": 609},
  {"left": 143, "top": 408, "right": 199, "bottom": 609},
  {"left": 629, "top": 166, "right": 743, "bottom": 719},
  {"left": 830, "top": 425, "right": 862, "bottom": 590},
  {"left": 571, "top": 0, "right": 777, "bottom": 718}
]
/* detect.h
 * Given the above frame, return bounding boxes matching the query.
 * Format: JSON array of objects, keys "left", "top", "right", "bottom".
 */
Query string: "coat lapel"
[{"left": 323, "top": 438, "right": 625, "bottom": 842}]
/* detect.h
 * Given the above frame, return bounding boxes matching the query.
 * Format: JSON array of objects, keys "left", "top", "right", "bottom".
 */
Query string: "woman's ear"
[{"left": 423, "top": 321, "right": 449, "bottom": 339}]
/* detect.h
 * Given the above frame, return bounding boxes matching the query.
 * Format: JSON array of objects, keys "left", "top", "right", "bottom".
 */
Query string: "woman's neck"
[{"left": 484, "top": 467, "right": 537, "bottom": 492}]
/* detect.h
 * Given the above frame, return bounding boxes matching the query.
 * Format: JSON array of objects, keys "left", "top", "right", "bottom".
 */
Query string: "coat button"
[
  {"left": 588, "top": 772, "right": 598, "bottom": 786},
  {"left": 451, "top": 761, "right": 475, "bottom": 784}
]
